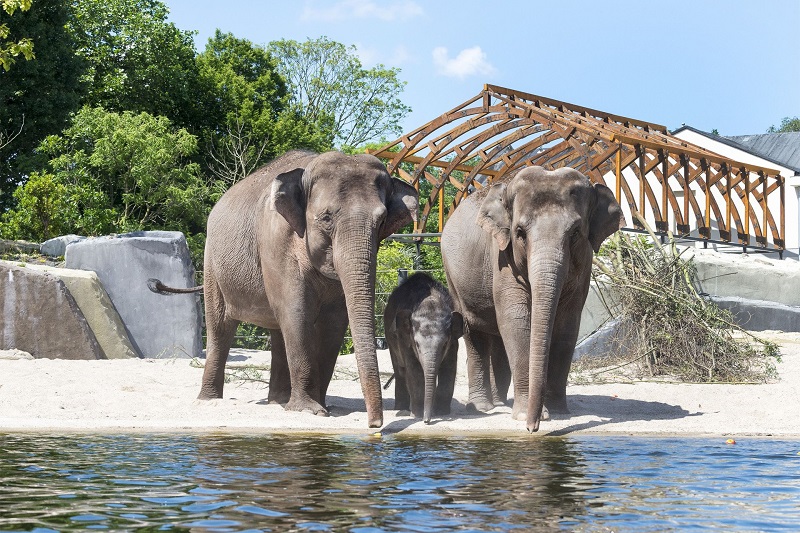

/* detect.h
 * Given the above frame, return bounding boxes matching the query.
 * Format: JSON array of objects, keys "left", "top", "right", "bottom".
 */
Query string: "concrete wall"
[
  {"left": 578, "top": 247, "right": 800, "bottom": 340},
  {"left": 65, "top": 231, "right": 202, "bottom": 359}
]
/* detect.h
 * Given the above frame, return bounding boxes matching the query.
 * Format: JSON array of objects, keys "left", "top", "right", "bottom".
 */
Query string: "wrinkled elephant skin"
[
  {"left": 441, "top": 166, "right": 622, "bottom": 432},
  {"left": 200, "top": 150, "right": 418, "bottom": 428}
]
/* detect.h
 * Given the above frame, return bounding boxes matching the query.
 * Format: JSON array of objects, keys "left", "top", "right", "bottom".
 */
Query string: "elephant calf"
[{"left": 384, "top": 272, "right": 464, "bottom": 424}]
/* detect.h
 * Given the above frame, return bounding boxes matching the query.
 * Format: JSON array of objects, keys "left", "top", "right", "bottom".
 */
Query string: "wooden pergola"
[{"left": 371, "top": 84, "right": 785, "bottom": 254}]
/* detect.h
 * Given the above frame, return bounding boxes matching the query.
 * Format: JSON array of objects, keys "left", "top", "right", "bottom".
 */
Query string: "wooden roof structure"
[{"left": 371, "top": 84, "right": 785, "bottom": 253}]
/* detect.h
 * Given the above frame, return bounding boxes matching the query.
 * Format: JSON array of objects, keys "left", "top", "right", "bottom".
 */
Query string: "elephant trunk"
[
  {"left": 422, "top": 355, "right": 439, "bottom": 424},
  {"left": 526, "top": 250, "right": 567, "bottom": 433},
  {"left": 337, "top": 217, "right": 383, "bottom": 428}
]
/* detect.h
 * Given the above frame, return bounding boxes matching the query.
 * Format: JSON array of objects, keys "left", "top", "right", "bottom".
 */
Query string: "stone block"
[
  {"left": 24, "top": 263, "right": 141, "bottom": 359},
  {"left": 65, "top": 231, "right": 202, "bottom": 358},
  {"left": 40, "top": 235, "right": 86, "bottom": 258},
  {"left": 0, "top": 260, "right": 105, "bottom": 359}
]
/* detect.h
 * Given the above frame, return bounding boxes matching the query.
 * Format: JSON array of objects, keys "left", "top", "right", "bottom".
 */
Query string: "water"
[{"left": 0, "top": 433, "right": 798, "bottom": 532}]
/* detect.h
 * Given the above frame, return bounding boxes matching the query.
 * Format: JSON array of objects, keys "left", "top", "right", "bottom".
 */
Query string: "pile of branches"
[{"left": 582, "top": 215, "right": 780, "bottom": 384}]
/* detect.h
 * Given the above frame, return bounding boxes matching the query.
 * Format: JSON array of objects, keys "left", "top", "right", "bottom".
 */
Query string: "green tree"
[
  {"left": 268, "top": 37, "right": 411, "bottom": 150},
  {"left": 0, "top": 171, "right": 66, "bottom": 240},
  {"left": 1, "top": 107, "right": 212, "bottom": 258},
  {"left": 768, "top": 117, "right": 800, "bottom": 133},
  {"left": 196, "top": 31, "right": 330, "bottom": 189},
  {"left": 0, "top": 0, "right": 85, "bottom": 209},
  {"left": 0, "top": 0, "right": 34, "bottom": 71},
  {"left": 68, "top": 0, "right": 202, "bottom": 130}
]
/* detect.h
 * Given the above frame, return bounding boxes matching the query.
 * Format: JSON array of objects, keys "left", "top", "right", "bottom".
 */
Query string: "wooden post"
[
  {"left": 724, "top": 164, "right": 731, "bottom": 242},
  {"left": 661, "top": 150, "right": 668, "bottom": 231},
  {"left": 438, "top": 185, "right": 444, "bottom": 239},
  {"left": 743, "top": 168, "right": 750, "bottom": 244},
  {"left": 637, "top": 145, "right": 645, "bottom": 224},
  {"left": 615, "top": 146, "right": 621, "bottom": 203},
  {"left": 761, "top": 171, "right": 767, "bottom": 246},
  {"left": 703, "top": 158, "right": 711, "bottom": 238}
]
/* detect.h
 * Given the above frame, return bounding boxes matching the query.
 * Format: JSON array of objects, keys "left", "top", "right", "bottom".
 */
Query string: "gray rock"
[
  {"left": 0, "top": 260, "right": 106, "bottom": 359},
  {"left": 65, "top": 231, "right": 202, "bottom": 358},
  {"left": 40, "top": 234, "right": 86, "bottom": 258},
  {"left": 710, "top": 296, "right": 800, "bottom": 332}
]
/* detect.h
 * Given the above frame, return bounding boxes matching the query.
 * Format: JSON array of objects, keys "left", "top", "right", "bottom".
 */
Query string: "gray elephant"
[
  {"left": 383, "top": 272, "right": 463, "bottom": 424},
  {"left": 441, "top": 166, "right": 622, "bottom": 432},
  {"left": 156, "top": 150, "right": 417, "bottom": 428}
]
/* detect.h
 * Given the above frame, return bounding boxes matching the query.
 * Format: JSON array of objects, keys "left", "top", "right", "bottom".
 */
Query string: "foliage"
[
  {"left": 768, "top": 116, "right": 800, "bottom": 133},
  {"left": 0, "top": 0, "right": 33, "bottom": 71},
  {"left": 0, "top": 107, "right": 211, "bottom": 252},
  {"left": 67, "top": 0, "right": 202, "bottom": 130},
  {"left": 268, "top": 36, "right": 410, "bottom": 150},
  {"left": 196, "top": 30, "right": 330, "bottom": 191},
  {"left": 576, "top": 216, "right": 780, "bottom": 384},
  {"left": 0, "top": 0, "right": 84, "bottom": 209},
  {"left": 0, "top": 171, "right": 66, "bottom": 240}
]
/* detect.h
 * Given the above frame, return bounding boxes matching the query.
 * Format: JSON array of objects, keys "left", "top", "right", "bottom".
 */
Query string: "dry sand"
[{"left": 1, "top": 331, "right": 798, "bottom": 437}]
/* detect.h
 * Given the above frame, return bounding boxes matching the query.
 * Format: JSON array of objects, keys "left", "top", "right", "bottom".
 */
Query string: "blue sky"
[{"left": 164, "top": 0, "right": 799, "bottom": 139}]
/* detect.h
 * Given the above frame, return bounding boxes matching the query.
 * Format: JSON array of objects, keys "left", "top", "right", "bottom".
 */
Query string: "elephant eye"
[{"left": 515, "top": 227, "right": 526, "bottom": 240}]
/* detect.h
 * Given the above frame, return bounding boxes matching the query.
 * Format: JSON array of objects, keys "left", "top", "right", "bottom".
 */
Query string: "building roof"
[
  {"left": 672, "top": 125, "right": 800, "bottom": 173},
  {"left": 726, "top": 133, "right": 800, "bottom": 173}
]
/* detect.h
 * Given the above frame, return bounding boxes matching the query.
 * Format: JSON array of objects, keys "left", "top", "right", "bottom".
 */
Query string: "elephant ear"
[
  {"left": 450, "top": 311, "right": 464, "bottom": 340},
  {"left": 477, "top": 182, "right": 512, "bottom": 250},
  {"left": 394, "top": 308, "right": 413, "bottom": 337},
  {"left": 589, "top": 183, "right": 625, "bottom": 253},
  {"left": 380, "top": 178, "right": 419, "bottom": 240},
  {"left": 271, "top": 167, "right": 306, "bottom": 237}
]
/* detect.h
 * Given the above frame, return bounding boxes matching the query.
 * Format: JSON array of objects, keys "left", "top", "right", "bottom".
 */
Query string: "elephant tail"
[{"left": 147, "top": 278, "right": 204, "bottom": 295}]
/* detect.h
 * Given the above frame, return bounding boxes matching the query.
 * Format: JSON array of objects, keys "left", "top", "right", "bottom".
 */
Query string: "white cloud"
[
  {"left": 302, "top": 0, "right": 423, "bottom": 22},
  {"left": 432, "top": 46, "right": 496, "bottom": 79}
]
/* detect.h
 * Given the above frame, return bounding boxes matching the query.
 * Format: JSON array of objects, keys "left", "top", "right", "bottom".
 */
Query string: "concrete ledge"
[
  {"left": 0, "top": 260, "right": 105, "bottom": 359},
  {"left": 710, "top": 296, "right": 800, "bottom": 333},
  {"left": 24, "top": 263, "right": 141, "bottom": 359}
]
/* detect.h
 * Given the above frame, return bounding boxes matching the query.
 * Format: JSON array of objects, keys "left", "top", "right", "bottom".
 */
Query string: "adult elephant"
[
  {"left": 441, "top": 166, "right": 622, "bottom": 432},
  {"left": 200, "top": 150, "right": 417, "bottom": 428}
]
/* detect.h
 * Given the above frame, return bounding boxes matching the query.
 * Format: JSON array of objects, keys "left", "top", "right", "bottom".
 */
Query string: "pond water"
[{"left": 0, "top": 433, "right": 798, "bottom": 532}]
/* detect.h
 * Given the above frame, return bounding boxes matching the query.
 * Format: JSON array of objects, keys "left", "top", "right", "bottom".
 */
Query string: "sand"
[{"left": 1, "top": 331, "right": 798, "bottom": 437}]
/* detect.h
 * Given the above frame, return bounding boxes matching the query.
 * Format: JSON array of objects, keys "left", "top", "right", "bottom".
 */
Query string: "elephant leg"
[
  {"left": 545, "top": 299, "right": 583, "bottom": 415},
  {"left": 281, "top": 298, "right": 328, "bottom": 417},
  {"left": 267, "top": 329, "right": 291, "bottom": 404},
  {"left": 405, "top": 356, "right": 425, "bottom": 419},
  {"left": 489, "top": 339, "right": 511, "bottom": 406},
  {"left": 434, "top": 342, "right": 458, "bottom": 416},
  {"left": 199, "top": 279, "right": 239, "bottom": 399},
  {"left": 463, "top": 329, "right": 496, "bottom": 413},
  {"left": 495, "top": 288, "right": 532, "bottom": 422},
  {"left": 388, "top": 344, "right": 411, "bottom": 412},
  {"left": 315, "top": 300, "right": 350, "bottom": 409}
]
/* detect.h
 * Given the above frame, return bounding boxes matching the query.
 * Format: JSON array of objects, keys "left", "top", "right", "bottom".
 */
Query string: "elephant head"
[
  {"left": 271, "top": 151, "right": 418, "bottom": 427},
  {"left": 477, "top": 166, "right": 622, "bottom": 431}
]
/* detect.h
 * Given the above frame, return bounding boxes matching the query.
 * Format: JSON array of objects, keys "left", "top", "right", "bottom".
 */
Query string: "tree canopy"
[
  {"left": 268, "top": 37, "right": 411, "bottom": 150},
  {"left": 0, "top": 0, "right": 412, "bottom": 270},
  {"left": 768, "top": 117, "right": 800, "bottom": 133},
  {"left": 0, "top": 0, "right": 85, "bottom": 209},
  {"left": 0, "top": 0, "right": 34, "bottom": 71}
]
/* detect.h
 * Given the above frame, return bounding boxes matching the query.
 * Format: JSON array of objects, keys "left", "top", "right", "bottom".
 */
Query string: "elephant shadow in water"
[{"left": 543, "top": 394, "right": 699, "bottom": 436}]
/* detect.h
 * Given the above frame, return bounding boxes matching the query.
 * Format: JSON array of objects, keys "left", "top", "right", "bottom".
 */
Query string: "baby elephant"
[{"left": 384, "top": 272, "right": 464, "bottom": 423}]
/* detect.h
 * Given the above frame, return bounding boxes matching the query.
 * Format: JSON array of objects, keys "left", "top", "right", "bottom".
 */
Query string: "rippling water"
[{"left": 0, "top": 433, "right": 798, "bottom": 532}]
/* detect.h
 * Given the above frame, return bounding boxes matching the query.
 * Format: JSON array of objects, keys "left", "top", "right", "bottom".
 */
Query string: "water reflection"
[{"left": 0, "top": 434, "right": 798, "bottom": 532}]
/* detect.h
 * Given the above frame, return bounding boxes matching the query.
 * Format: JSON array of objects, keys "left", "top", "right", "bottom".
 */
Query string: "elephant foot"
[
  {"left": 197, "top": 387, "right": 223, "bottom": 400},
  {"left": 268, "top": 389, "right": 291, "bottom": 405},
  {"left": 466, "top": 396, "right": 495, "bottom": 413},
  {"left": 397, "top": 409, "right": 412, "bottom": 417},
  {"left": 545, "top": 397, "right": 570, "bottom": 415},
  {"left": 285, "top": 396, "right": 329, "bottom": 417}
]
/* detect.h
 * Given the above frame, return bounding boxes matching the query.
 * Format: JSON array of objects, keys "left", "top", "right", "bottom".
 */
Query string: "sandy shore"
[{"left": 1, "top": 331, "right": 798, "bottom": 437}]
